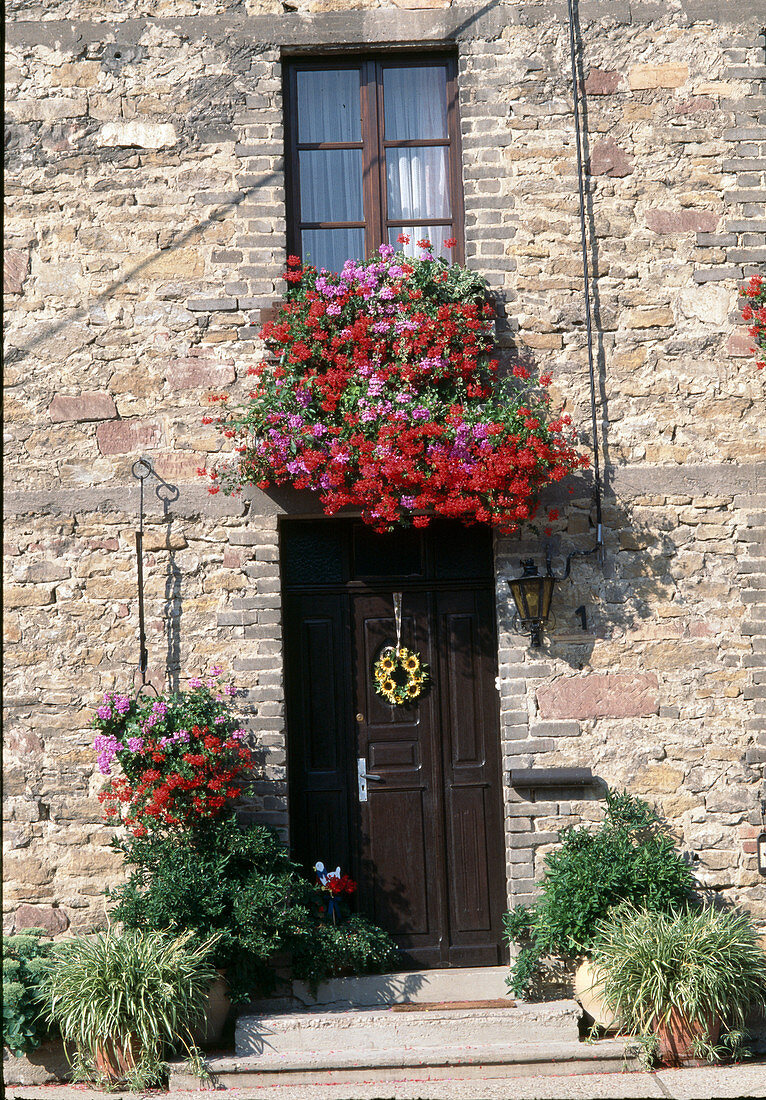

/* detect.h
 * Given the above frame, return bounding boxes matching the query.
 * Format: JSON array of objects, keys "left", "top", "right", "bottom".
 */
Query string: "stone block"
[
  {"left": 536, "top": 673, "right": 659, "bottom": 720},
  {"left": 187, "top": 298, "right": 238, "bottom": 312},
  {"left": 13, "top": 561, "right": 70, "bottom": 583},
  {"left": 49, "top": 393, "right": 117, "bottom": 423},
  {"left": 3, "top": 586, "right": 56, "bottom": 608},
  {"left": 646, "top": 209, "right": 719, "bottom": 234},
  {"left": 14, "top": 904, "right": 69, "bottom": 934},
  {"left": 56, "top": 61, "right": 101, "bottom": 87},
  {"left": 97, "top": 122, "right": 178, "bottom": 149},
  {"left": 589, "top": 139, "right": 633, "bottom": 177},
  {"left": 3, "top": 856, "right": 54, "bottom": 886},
  {"left": 96, "top": 420, "right": 161, "bottom": 455},
  {"left": 140, "top": 529, "right": 188, "bottom": 551},
  {"left": 4, "top": 249, "right": 29, "bottom": 294},
  {"left": 585, "top": 69, "right": 620, "bottom": 95},
  {"left": 629, "top": 63, "right": 689, "bottom": 90},
  {"left": 678, "top": 285, "right": 731, "bottom": 326},
  {"left": 626, "top": 307, "right": 674, "bottom": 328},
  {"left": 633, "top": 764, "right": 685, "bottom": 794},
  {"left": 12, "top": 95, "right": 88, "bottom": 121}
]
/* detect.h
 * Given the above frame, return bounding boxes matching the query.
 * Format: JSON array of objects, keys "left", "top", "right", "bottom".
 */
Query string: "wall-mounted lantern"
[
  {"left": 507, "top": 532, "right": 604, "bottom": 648},
  {"left": 507, "top": 559, "right": 555, "bottom": 648}
]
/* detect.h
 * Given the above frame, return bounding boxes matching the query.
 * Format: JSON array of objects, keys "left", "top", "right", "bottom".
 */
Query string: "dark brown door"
[{"left": 282, "top": 520, "right": 507, "bottom": 968}]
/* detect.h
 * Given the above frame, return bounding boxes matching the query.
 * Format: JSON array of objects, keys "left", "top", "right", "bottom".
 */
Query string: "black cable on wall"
[{"left": 566, "top": 0, "right": 605, "bottom": 557}]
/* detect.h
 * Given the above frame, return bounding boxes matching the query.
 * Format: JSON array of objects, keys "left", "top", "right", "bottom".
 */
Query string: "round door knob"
[{"left": 356, "top": 713, "right": 364, "bottom": 722}]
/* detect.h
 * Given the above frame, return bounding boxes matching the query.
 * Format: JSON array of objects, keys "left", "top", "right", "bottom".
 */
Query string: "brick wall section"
[{"left": 4, "top": 1, "right": 766, "bottom": 934}]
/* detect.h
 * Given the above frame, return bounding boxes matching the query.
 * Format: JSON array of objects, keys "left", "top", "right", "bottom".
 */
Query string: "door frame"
[{"left": 280, "top": 517, "right": 508, "bottom": 967}]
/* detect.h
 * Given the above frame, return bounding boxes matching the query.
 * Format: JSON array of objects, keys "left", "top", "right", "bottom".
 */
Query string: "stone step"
[
  {"left": 235, "top": 1000, "right": 580, "bottom": 1057},
  {"left": 169, "top": 1038, "right": 632, "bottom": 1089},
  {"left": 291, "top": 965, "right": 512, "bottom": 1008}
]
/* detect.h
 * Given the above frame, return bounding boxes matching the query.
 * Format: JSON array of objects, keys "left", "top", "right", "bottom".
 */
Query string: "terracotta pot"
[
  {"left": 93, "top": 1035, "right": 139, "bottom": 1082},
  {"left": 189, "top": 971, "right": 231, "bottom": 1048},
  {"left": 574, "top": 959, "right": 618, "bottom": 1032},
  {"left": 655, "top": 1009, "right": 721, "bottom": 1066}
]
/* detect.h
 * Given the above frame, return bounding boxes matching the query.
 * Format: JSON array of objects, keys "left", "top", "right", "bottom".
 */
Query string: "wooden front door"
[{"left": 282, "top": 519, "right": 507, "bottom": 968}]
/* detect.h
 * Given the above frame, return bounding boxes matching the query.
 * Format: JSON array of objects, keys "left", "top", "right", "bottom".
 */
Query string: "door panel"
[
  {"left": 353, "top": 592, "right": 447, "bottom": 967},
  {"left": 436, "top": 588, "right": 506, "bottom": 964},
  {"left": 367, "top": 788, "right": 431, "bottom": 936},
  {"left": 284, "top": 592, "right": 354, "bottom": 878}
]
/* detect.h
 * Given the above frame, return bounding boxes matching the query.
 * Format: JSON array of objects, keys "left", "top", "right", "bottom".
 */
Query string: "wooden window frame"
[{"left": 284, "top": 53, "right": 465, "bottom": 267}]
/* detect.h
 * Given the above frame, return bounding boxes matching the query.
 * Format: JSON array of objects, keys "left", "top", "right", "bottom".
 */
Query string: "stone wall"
[{"left": 4, "top": 0, "right": 765, "bottom": 935}]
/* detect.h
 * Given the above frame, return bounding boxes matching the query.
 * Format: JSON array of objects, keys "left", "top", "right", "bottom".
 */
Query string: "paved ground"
[{"left": 5, "top": 1063, "right": 766, "bottom": 1100}]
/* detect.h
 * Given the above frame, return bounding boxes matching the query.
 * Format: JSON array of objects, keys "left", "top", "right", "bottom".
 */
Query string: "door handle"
[{"left": 357, "top": 757, "right": 383, "bottom": 802}]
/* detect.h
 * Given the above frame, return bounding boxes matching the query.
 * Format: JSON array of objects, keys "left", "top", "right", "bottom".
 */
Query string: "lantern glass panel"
[{"left": 541, "top": 575, "right": 555, "bottom": 620}]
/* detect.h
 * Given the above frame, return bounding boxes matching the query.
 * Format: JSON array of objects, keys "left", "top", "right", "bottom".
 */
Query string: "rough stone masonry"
[{"left": 3, "top": 0, "right": 766, "bottom": 937}]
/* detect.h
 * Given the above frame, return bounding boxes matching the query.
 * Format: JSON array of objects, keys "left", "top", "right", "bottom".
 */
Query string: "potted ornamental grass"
[
  {"left": 39, "top": 928, "right": 218, "bottom": 1088},
  {"left": 591, "top": 904, "right": 766, "bottom": 1065},
  {"left": 201, "top": 241, "right": 587, "bottom": 534}
]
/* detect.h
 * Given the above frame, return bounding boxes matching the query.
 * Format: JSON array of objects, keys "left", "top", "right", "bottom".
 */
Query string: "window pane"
[
  {"left": 389, "top": 226, "right": 454, "bottom": 261},
  {"left": 383, "top": 66, "right": 448, "bottom": 140},
  {"left": 302, "top": 228, "right": 365, "bottom": 273},
  {"left": 386, "top": 147, "right": 450, "bottom": 221},
  {"left": 299, "top": 150, "right": 364, "bottom": 223},
  {"left": 297, "top": 69, "right": 362, "bottom": 143}
]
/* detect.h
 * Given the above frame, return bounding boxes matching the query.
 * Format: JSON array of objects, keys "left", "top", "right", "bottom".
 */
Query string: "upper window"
[{"left": 284, "top": 55, "right": 464, "bottom": 273}]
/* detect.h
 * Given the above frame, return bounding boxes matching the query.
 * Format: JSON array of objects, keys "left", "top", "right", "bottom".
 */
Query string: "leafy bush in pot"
[
  {"left": 3, "top": 930, "right": 56, "bottom": 1055},
  {"left": 109, "top": 812, "right": 399, "bottom": 1001},
  {"left": 503, "top": 789, "right": 696, "bottom": 996},
  {"left": 592, "top": 904, "right": 766, "bottom": 1064}
]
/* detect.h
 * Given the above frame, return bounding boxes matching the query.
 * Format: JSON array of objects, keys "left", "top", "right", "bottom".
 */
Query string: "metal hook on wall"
[{"left": 130, "top": 456, "right": 179, "bottom": 690}]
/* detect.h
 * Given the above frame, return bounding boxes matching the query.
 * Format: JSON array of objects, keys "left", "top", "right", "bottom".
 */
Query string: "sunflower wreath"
[{"left": 373, "top": 646, "right": 430, "bottom": 706}]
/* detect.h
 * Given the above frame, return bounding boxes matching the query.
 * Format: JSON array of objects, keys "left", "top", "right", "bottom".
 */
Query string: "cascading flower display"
[
  {"left": 93, "top": 669, "right": 253, "bottom": 836},
  {"left": 740, "top": 274, "right": 766, "bottom": 371},
  {"left": 202, "top": 242, "right": 588, "bottom": 533}
]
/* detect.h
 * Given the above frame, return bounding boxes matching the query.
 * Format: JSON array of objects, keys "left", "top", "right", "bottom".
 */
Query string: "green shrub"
[
  {"left": 291, "top": 915, "right": 401, "bottom": 992},
  {"left": 503, "top": 788, "right": 696, "bottom": 996},
  {"left": 3, "top": 930, "right": 56, "bottom": 1055},
  {"left": 40, "top": 928, "right": 218, "bottom": 1089},
  {"left": 109, "top": 812, "right": 398, "bottom": 1001},
  {"left": 592, "top": 903, "right": 766, "bottom": 1060}
]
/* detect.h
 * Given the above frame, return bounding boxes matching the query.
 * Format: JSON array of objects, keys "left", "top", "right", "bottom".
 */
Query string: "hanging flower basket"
[
  {"left": 93, "top": 668, "right": 253, "bottom": 836},
  {"left": 202, "top": 241, "right": 588, "bottom": 533}
]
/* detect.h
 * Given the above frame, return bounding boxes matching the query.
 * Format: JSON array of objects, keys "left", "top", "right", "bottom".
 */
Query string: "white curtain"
[
  {"left": 296, "top": 69, "right": 365, "bottom": 271},
  {"left": 383, "top": 67, "right": 448, "bottom": 140}
]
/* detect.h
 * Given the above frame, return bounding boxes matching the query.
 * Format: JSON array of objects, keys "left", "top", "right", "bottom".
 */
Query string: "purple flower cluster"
[{"left": 94, "top": 733, "right": 121, "bottom": 775}]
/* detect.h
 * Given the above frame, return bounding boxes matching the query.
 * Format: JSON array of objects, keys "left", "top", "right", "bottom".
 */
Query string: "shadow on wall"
[
  {"left": 5, "top": 172, "right": 281, "bottom": 370},
  {"left": 497, "top": 488, "right": 687, "bottom": 672}
]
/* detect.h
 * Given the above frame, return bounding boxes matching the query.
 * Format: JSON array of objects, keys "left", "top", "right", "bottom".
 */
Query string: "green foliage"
[
  {"left": 2, "top": 930, "right": 56, "bottom": 1055},
  {"left": 109, "top": 812, "right": 398, "bottom": 1001},
  {"left": 503, "top": 789, "right": 696, "bottom": 996},
  {"left": 291, "top": 915, "right": 401, "bottom": 992},
  {"left": 592, "top": 904, "right": 766, "bottom": 1054},
  {"left": 39, "top": 928, "right": 218, "bottom": 1088}
]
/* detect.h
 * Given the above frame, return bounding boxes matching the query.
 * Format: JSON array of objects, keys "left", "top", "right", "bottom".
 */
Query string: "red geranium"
[
  {"left": 740, "top": 275, "right": 766, "bottom": 370},
  {"left": 203, "top": 245, "right": 588, "bottom": 534}
]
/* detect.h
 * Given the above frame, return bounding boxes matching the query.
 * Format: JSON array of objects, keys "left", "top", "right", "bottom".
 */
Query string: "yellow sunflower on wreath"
[{"left": 373, "top": 646, "right": 429, "bottom": 706}]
